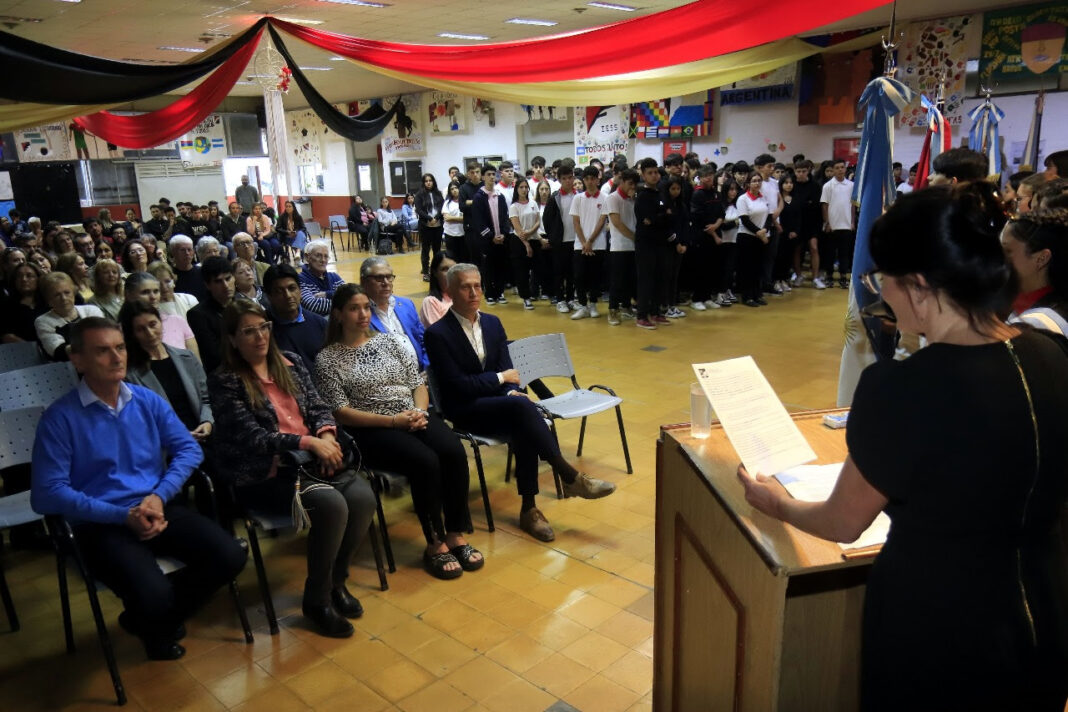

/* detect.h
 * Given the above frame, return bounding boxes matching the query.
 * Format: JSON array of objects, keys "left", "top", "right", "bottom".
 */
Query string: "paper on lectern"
[
  {"left": 775, "top": 463, "right": 890, "bottom": 550},
  {"left": 692, "top": 357, "right": 816, "bottom": 477}
]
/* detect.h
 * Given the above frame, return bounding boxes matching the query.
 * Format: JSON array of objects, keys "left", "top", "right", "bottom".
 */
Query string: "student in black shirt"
[
  {"left": 634, "top": 158, "right": 673, "bottom": 329},
  {"left": 790, "top": 160, "right": 824, "bottom": 288},
  {"left": 689, "top": 165, "right": 725, "bottom": 310}
]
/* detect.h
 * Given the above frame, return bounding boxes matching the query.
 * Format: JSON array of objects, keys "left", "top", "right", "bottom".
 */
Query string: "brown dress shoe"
[
  {"left": 519, "top": 507, "right": 555, "bottom": 541},
  {"left": 561, "top": 472, "right": 616, "bottom": 499}
]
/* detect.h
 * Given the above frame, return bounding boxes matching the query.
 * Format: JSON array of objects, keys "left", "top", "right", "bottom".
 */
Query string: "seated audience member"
[
  {"left": 297, "top": 240, "right": 343, "bottom": 316},
  {"left": 1002, "top": 208, "right": 1068, "bottom": 333},
  {"left": 276, "top": 200, "right": 307, "bottom": 255},
  {"left": 263, "top": 264, "right": 327, "bottom": 374},
  {"left": 186, "top": 257, "right": 235, "bottom": 374},
  {"left": 419, "top": 252, "right": 456, "bottom": 327},
  {"left": 1, "top": 246, "right": 26, "bottom": 297},
  {"left": 195, "top": 236, "right": 222, "bottom": 264},
  {"left": 168, "top": 235, "right": 207, "bottom": 303},
  {"left": 233, "top": 260, "right": 261, "bottom": 303},
  {"left": 401, "top": 193, "right": 420, "bottom": 247},
  {"left": 31, "top": 317, "right": 246, "bottom": 660},
  {"left": 148, "top": 261, "right": 199, "bottom": 320},
  {"left": 27, "top": 248, "right": 53, "bottom": 274},
  {"left": 245, "top": 203, "right": 278, "bottom": 263},
  {"left": 52, "top": 230, "right": 76, "bottom": 259},
  {"left": 232, "top": 232, "right": 270, "bottom": 286},
  {"left": 121, "top": 239, "right": 150, "bottom": 274},
  {"left": 361, "top": 257, "right": 427, "bottom": 370},
  {"left": 1, "top": 262, "right": 47, "bottom": 343},
  {"left": 88, "top": 258, "right": 123, "bottom": 321},
  {"left": 74, "top": 229, "right": 99, "bottom": 267},
  {"left": 219, "top": 202, "right": 245, "bottom": 245},
  {"left": 124, "top": 272, "right": 199, "bottom": 357},
  {"left": 121, "top": 300, "right": 213, "bottom": 442},
  {"left": 209, "top": 299, "right": 376, "bottom": 638},
  {"left": 423, "top": 264, "right": 615, "bottom": 542},
  {"left": 56, "top": 252, "right": 94, "bottom": 303},
  {"left": 315, "top": 284, "right": 480, "bottom": 579},
  {"left": 375, "top": 197, "right": 404, "bottom": 253},
  {"left": 347, "top": 196, "right": 374, "bottom": 250},
  {"left": 36, "top": 271, "right": 105, "bottom": 361}
]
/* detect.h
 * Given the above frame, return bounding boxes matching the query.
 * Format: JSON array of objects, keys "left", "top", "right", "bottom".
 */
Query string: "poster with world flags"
[
  {"left": 178, "top": 114, "right": 227, "bottom": 168},
  {"left": 629, "top": 91, "right": 714, "bottom": 140}
]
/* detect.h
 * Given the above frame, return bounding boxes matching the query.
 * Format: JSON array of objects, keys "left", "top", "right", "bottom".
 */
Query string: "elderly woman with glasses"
[
  {"left": 297, "top": 239, "right": 343, "bottom": 316},
  {"left": 209, "top": 299, "right": 376, "bottom": 639}
]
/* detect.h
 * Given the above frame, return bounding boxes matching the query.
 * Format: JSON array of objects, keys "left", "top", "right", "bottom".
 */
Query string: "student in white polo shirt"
[
  {"left": 820, "top": 159, "right": 856, "bottom": 288},
  {"left": 604, "top": 169, "right": 639, "bottom": 325},
  {"left": 496, "top": 161, "right": 516, "bottom": 204},
  {"left": 568, "top": 166, "right": 609, "bottom": 320}
]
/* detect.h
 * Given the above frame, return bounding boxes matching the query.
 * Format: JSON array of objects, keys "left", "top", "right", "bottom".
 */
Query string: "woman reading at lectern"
[{"left": 739, "top": 182, "right": 1068, "bottom": 711}]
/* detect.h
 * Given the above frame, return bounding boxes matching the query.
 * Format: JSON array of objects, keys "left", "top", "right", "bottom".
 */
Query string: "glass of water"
[{"left": 690, "top": 382, "right": 712, "bottom": 439}]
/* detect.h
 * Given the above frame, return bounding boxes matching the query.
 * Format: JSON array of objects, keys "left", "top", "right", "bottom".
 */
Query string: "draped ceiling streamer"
[
  {"left": 267, "top": 26, "right": 399, "bottom": 143},
  {"left": 269, "top": 0, "right": 891, "bottom": 83},
  {"left": 72, "top": 25, "right": 265, "bottom": 149}
]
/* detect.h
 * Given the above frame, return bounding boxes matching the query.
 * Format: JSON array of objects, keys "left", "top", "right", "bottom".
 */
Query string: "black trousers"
[
  {"left": 718, "top": 242, "right": 738, "bottom": 294},
  {"left": 347, "top": 416, "right": 470, "bottom": 542},
  {"left": 465, "top": 229, "right": 485, "bottom": 276},
  {"left": 76, "top": 503, "right": 247, "bottom": 644},
  {"left": 774, "top": 233, "right": 797, "bottom": 282},
  {"left": 445, "top": 232, "right": 468, "bottom": 263},
  {"left": 609, "top": 251, "right": 636, "bottom": 310},
  {"left": 820, "top": 229, "right": 855, "bottom": 280},
  {"left": 450, "top": 396, "right": 560, "bottom": 497},
  {"left": 237, "top": 474, "right": 375, "bottom": 605},
  {"left": 572, "top": 249, "right": 606, "bottom": 306},
  {"left": 528, "top": 239, "right": 550, "bottom": 298},
  {"left": 761, "top": 228, "right": 781, "bottom": 287},
  {"left": 635, "top": 239, "right": 672, "bottom": 319},
  {"left": 483, "top": 238, "right": 509, "bottom": 298},
  {"left": 552, "top": 242, "right": 574, "bottom": 302},
  {"left": 736, "top": 233, "right": 765, "bottom": 301},
  {"left": 508, "top": 235, "right": 532, "bottom": 300},
  {"left": 689, "top": 238, "right": 718, "bottom": 303},
  {"left": 419, "top": 224, "right": 443, "bottom": 274}
]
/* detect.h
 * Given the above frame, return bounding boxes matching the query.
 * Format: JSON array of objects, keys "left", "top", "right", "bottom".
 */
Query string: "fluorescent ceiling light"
[
  {"left": 587, "top": 1, "right": 636, "bottom": 10},
  {"left": 275, "top": 16, "right": 324, "bottom": 25},
  {"left": 54, "top": 0, "right": 82, "bottom": 3},
  {"left": 158, "top": 46, "right": 204, "bottom": 53},
  {"left": 302, "top": 67, "right": 333, "bottom": 71},
  {"left": 329, "top": 56, "right": 347, "bottom": 61},
  {"left": 317, "top": 0, "right": 390, "bottom": 6},
  {"left": 438, "top": 32, "right": 490, "bottom": 40},
  {"left": 506, "top": 18, "right": 557, "bottom": 26}
]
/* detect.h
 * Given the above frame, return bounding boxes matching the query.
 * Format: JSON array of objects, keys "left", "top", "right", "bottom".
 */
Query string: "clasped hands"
[
  {"left": 392, "top": 409, "right": 429, "bottom": 432},
  {"left": 126, "top": 493, "right": 167, "bottom": 541},
  {"left": 501, "top": 369, "right": 529, "bottom": 398}
]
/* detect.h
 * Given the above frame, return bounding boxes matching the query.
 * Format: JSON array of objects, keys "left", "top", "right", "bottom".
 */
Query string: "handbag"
[{"left": 287, "top": 432, "right": 362, "bottom": 532}]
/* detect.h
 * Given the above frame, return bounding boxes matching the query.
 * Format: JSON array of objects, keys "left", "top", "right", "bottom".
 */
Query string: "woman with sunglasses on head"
[
  {"left": 739, "top": 182, "right": 1068, "bottom": 711},
  {"left": 209, "top": 299, "right": 376, "bottom": 639}
]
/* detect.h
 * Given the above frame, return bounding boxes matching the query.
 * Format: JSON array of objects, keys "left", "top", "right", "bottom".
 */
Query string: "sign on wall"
[
  {"left": 428, "top": 91, "right": 466, "bottom": 133},
  {"left": 381, "top": 93, "right": 425, "bottom": 158},
  {"left": 898, "top": 15, "right": 974, "bottom": 127},
  {"left": 981, "top": 2, "right": 1068, "bottom": 85},
  {"left": 575, "top": 105, "right": 630, "bottom": 166},
  {"left": 15, "top": 123, "right": 74, "bottom": 162},
  {"left": 179, "top": 114, "right": 227, "bottom": 168},
  {"left": 286, "top": 108, "right": 326, "bottom": 167},
  {"left": 630, "top": 91, "right": 713, "bottom": 139}
]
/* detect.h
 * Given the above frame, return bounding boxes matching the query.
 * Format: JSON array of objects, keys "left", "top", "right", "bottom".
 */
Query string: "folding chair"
[
  {"left": 0, "top": 406, "right": 46, "bottom": 632},
  {"left": 328, "top": 215, "right": 349, "bottom": 251},
  {"left": 0, "top": 362, "right": 78, "bottom": 411},
  {"left": 508, "top": 333, "right": 633, "bottom": 475},
  {"left": 48, "top": 468, "right": 254, "bottom": 707},
  {"left": 0, "top": 341, "right": 44, "bottom": 374},
  {"left": 231, "top": 450, "right": 389, "bottom": 635}
]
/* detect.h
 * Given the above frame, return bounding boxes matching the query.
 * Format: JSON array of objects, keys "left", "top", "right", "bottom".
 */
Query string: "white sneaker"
[
  {"left": 813, "top": 277, "right": 828, "bottom": 290},
  {"left": 523, "top": 299, "right": 534, "bottom": 310},
  {"left": 557, "top": 301, "right": 571, "bottom": 313},
  {"left": 790, "top": 276, "right": 804, "bottom": 288},
  {"left": 692, "top": 300, "right": 707, "bottom": 311},
  {"left": 568, "top": 300, "right": 580, "bottom": 310},
  {"left": 570, "top": 306, "right": 590, "bottom": 320},
  {"left": 588, "top": 304, "right": 600, "bottom": 318},
  {"left": 666, "top": 307, "right": 686, "bottom": 319},
  {"left": 781, "top": 280, "right": 792, "bottom": 292},
  {"left": 607, "top": 309, "right": 621, "bottom": 325},
  {"left": 726, "top": 290, "right": 738, "bottom": 303},
  {"left": 704, "top": 299, "right": 721, "bottom": 309}
]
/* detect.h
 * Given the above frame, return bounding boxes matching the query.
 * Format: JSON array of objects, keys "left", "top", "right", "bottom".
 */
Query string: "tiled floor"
[{"left": 0, "top": 248, "right": 849, "bottom": 710}]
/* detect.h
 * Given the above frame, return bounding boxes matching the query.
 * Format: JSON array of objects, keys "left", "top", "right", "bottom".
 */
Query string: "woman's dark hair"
[
  {"left": 1003, "top": 208, "right": 1068, "bottom": 298},
  {"left": 511, "top": 177, "right": 531, "bottom": 204},
  {"left": 120, "top": 238, "right": 148, "bottom": 269},
  {"left": 324, "top": 282, "right": 369, "bottom": 347},
  {"left": 779, "top": 174, "right": 795, "bottom": 192},
  {"left": 280, "top": 200, "right": 305, "bottom": 232},
  {"left": 10, "top": 262, "right": 43, "bottom": 305},
  {"left": 660, "top": 174, "right": 688, "bottom": 202},
  {"left": 221, "top": 299, "right": 297, "bottom": 411},
  {"left": 427, "top": 251, "right": 453, "bottom": 300},
  {"left": 870, "top": 182, "right": 1011, "bottom": 333},
  {"left": 119, "top": 299, "right": 162, "bottom": 369},
  {"left": 419, "top": 173, "right": 440, "bottom": 195},
  {"left": 720, "top": 181, "right": 741, "bottom": 205}
]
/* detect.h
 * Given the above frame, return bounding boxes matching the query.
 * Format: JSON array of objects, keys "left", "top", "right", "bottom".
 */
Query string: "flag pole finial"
[{"left": 881, "top": 0, "right": 902, "bottom": 78}]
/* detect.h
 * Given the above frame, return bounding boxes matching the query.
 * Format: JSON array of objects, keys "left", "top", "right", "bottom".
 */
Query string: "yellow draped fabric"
[{"left": 0, "top": 102, "right": 117, "bottom": 133}]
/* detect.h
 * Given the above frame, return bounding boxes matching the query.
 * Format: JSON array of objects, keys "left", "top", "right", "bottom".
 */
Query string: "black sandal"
[
  {"left": 423, "top": 550, "right": 463, "bottom": 580},
  {"left": 449, "top": 544, "right": 485, "bottom": 572}
]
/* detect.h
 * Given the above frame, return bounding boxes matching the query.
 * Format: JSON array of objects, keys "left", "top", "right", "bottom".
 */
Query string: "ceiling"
[{"left": 0, "top": 0, "right": 1032, "bottom": 110}]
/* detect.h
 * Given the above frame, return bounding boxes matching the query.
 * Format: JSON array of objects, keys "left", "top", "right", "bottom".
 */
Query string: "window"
[
  {"left": 76, "top": 160, "right": 138, "bottom": 205},
  {"left": 298, "top": 164, "right": 325, "bottom": 194},
  {"left": 389, "top": 160, "right": 423, "bottom": 196}
]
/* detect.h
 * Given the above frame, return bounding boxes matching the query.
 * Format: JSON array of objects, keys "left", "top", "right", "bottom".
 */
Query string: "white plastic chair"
[
  {"left": 0, "top": 362, "right": 78, "bottom": 411},
  {"left": 0, "top": 341, "right": 44, "bottom": 374},
  {"left": 508, "top": 333, "right": 633, "bottom": 474},
  {"left": 0, "top": 406, "right": 46, "bottom": 632}
]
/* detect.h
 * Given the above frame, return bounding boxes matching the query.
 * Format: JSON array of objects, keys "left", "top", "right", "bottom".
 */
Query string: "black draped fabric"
[
  {"left": 268, "top": 26, "right": 399, "bottom": 143},
  {"left": 0, "top": 19, "right": 268, "bottom": 105}
]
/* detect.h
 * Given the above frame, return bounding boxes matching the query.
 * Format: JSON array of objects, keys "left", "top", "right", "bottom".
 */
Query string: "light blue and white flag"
[{"left": 968, "top": 98, "right": 1005, "bottom": 178}]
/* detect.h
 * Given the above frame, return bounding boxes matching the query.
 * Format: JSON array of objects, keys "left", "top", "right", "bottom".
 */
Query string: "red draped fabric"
[
  {"left": 73, "top": 26, "right": 264, "bottom": 149},
  {"left": 271, "top": 0, "right": 891, "bottom": 83}
]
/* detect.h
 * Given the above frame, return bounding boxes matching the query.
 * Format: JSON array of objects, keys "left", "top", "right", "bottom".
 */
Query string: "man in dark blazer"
[
  {"left": 471, "top": 164, "right": 512, "bottom": 304},
  {"left": 424, "top": 263, "right": 615, "bottom": 542}
]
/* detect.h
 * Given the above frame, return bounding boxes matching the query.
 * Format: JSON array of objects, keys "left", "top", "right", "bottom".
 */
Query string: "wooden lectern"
[{"left": 653, "top": 410, "right": 873, "bottom": 711}]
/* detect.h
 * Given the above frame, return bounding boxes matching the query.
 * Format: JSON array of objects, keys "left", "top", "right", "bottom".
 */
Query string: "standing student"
[
  {"left": 774, "top": 174, "right": 800, "bottom": 292},
  {"left": 690, "top": 165, "right": 726, "bottom": 310},
  {"left": 661, "top": 175, "right": 690, "bottom": 319},
  {"left": 508, "top": 178, "right": 541, "bottom": 310},
  {"left": 415, "top": 174, "right": 444, "bottom": 281},
  {"left": 820, "top": 159, "right": 856, "bottom": 288},
  {"left": 736, "top": 172, "right": 772, "bottom": 307},
  {"left": 531, "top": 180, "right": 553, "bottom": 301},
  {"left": 543, "top": 163, "right": 578, "bottom": 311},
  {"left": 634, "top": 158, "right": 673, "bottom": 329},
  {"left": 569, "top": 166, "right": 608, "bottom": 320},
  {"left": 472, "top": 165, "right": 511, "bottom": 304},
  {"left": 755, "top": 154, "right": 784, "bottom": 295},
  {"left": 792, "top": 160, "right": 825, "bottom": 288},
  {"left": 458, "top": 162, "right": 482, "bottom": 267},
  {"left": 604, "top": 169, "right": 639, "bottom": 325},
  {"left": 496, "top": 161, "right": 516, "bottom": 204},
  {"left": 716, "top": 181, "right": 741, "bottom": 306},
  {"left": 441, "top": 184, "right": 466, "bottom": 260}
]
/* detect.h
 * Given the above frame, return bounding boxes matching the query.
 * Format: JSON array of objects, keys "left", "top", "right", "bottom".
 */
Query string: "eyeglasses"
[
  {"left": 368, "top": 274, "right": 395, "bottom": 283},
  {"left": 238, "top": 321, "right": 272, "bottom": 338},
  {"left": 859, "top": 270, "right": 884, "bottom": 295}
]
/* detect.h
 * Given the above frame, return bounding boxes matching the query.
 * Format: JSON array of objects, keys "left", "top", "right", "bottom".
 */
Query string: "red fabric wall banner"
[
  {"left": 73, "top": 27, "right": 264, "bottom": 149},
  {"left": 271, "top": 0, "right": 892, "bottom": 83}
]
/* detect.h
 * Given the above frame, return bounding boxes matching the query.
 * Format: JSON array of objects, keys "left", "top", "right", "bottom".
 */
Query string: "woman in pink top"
[
  {"left": 419, "top": 252, "right": 455, "bottom": 327},
  {"left": 245, "top": 203, "right": 279, "bottom": 263},
  {"left": 123, "top": 271, "right": 200, "bottom": 360}
]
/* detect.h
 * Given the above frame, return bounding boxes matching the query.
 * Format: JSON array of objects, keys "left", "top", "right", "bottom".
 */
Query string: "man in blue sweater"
[{"left": 31, "top": 318, "right": 247, "bottom": 661}]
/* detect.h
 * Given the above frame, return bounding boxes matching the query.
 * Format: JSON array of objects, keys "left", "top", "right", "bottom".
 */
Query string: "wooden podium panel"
[{"left": 653, "top": 410, "right": 872, "bottom": 712}]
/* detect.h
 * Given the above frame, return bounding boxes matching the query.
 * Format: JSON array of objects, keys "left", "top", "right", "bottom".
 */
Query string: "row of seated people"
[{"left": 27, "top": 261, "right": 616, "bottom": 658}]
